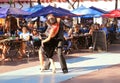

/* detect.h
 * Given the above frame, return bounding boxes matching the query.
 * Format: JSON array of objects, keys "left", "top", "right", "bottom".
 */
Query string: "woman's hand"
[{"left": 41, "top": 41, "right": 44, "bottom": 47}]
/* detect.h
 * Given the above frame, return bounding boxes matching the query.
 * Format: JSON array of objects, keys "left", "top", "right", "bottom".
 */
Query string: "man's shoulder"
[{"left": 57, "top": 18, "right": 61, "bottom": 23}]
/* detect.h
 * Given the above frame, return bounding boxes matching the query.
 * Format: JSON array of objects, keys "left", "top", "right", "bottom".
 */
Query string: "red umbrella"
[{"left": 102, "top": 9, "right": 120, "bottom": 18}]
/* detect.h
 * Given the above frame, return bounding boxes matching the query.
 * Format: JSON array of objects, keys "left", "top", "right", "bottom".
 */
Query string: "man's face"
[
  {"left": 47, "top": 14, "right": 57, "bottom": 24},
  {"left": 47, "top": 14, "right": 54, "bottom": 20}
]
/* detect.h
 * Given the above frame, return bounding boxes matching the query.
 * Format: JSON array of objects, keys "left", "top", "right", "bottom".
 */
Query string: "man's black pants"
[
  {"left": 57, "top": 40, "right": 68, "bottom": 73},
  {"left": 44, "top": 40, "right": 68, "bottom": 73}
]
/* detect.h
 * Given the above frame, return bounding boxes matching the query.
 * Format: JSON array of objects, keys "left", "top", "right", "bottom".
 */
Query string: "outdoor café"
[{"left": 0, "top": 4, "right": 119, "bottom": 64}]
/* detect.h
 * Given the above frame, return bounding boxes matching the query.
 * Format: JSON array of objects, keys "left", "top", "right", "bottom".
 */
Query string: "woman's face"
[
  {"left": 22, "top": 27, "right": 27, "bottom": 33},
  {"left": 32, "top": 30, "right": 37, "bottom": 35}
]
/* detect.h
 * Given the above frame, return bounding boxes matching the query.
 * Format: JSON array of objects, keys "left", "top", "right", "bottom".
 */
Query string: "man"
[{"left": 39, "top": 14, "right": 68, "bottom": 74}]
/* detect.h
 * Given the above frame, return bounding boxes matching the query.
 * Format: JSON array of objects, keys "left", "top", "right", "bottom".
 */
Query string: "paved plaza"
[{"left": 0, "top": 47, "right": 120, "bottom": 83}]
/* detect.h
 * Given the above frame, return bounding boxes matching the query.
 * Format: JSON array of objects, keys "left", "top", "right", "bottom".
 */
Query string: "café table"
[
  {"left": 72, "top": 33, "right": 92, "bottom": 49},
  {"left": 0, "top": 37, "right": 23, "bottom": 61}
]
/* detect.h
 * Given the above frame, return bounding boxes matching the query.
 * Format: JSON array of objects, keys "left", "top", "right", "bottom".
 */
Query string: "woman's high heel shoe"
[
  {"left": 40, "top": 66, "right": 45, "bottom": 72},
  {"left": 52, "top": 67, "right": 56, "bottom": 73},
  {"left": 52, "top": 69, "right": 56, "bottom": 73}
]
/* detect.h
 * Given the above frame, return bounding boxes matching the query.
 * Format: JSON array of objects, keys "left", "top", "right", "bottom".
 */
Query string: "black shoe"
[{"left": 63, "top": 69, "right": 68, "bottom": 74}]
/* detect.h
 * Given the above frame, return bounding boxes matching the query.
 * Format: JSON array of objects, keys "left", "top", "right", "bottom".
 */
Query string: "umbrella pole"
[{"left": 37, "top": 17, "right": 40, "bottom": 28}]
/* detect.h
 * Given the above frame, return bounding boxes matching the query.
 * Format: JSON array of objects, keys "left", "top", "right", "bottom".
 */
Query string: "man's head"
[{"left": 46, "top": 14, "right": 57, "bottom": 25}]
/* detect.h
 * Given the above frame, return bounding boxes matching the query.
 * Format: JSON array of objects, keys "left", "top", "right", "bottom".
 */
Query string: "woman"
[
  {"left": 19, "top": 26, "right": 30, "bottom": 58},
  {"left": 63, "top": 27, "right": 73, "bottom": 54},
  {"left": 31, "top": 28, "right": 41, "bottom": 48},
  {"left": 0, "top": 44, "right": 6, "bottom": 61},
  {"left": 39, "top": 14, "right": 60, "bottom": 73},
  {"left": 0, "top": 39, "right": 9, "bottom": 61}
]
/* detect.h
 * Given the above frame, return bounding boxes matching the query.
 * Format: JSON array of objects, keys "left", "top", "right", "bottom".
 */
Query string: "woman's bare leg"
[
  {"left": 39, "top": 49, "right": 44, "bottom": 72},
  {"left": 49, "top": 58, "right": 56, "bottom": 73},
  {"left": 1, "top": 46, "right": 7, "bottom": 60}
]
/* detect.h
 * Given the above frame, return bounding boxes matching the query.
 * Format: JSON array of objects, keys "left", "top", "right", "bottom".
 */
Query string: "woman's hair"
[{"left": 46, "top": 14, "right": 54, "bottom": 19}]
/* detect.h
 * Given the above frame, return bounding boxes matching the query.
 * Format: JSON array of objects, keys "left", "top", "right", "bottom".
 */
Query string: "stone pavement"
[
  {"left": 61, "top": 64, "right": 120, "bottom": 83},
  {"left": 0, "top": 44, "right": 120, "bottom": 83}
]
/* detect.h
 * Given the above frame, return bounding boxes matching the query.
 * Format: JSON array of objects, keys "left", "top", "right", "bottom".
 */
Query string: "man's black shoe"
[{"left": 63, "top": 70, "right": 68, "bottom": 74}]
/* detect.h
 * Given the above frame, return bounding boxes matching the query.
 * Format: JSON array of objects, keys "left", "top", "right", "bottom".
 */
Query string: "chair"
[
  {"left": 92, "top": 30, "right": 107, "bottom": 52},
  {"left": 5, "top": 39, "right": 22, "bottom": 61},
  {"left": 24, "top": 39, "right": 41, "bottom": 62}
]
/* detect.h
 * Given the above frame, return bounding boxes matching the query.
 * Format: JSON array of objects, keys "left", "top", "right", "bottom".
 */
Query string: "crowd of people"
[{"left": 0, "top": 14, "right": 119, "bottom": 74}]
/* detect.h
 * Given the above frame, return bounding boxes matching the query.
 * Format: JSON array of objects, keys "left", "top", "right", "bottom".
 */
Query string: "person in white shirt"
[{"left": 19, "top": 26, "right": 30, "bottom": 58}]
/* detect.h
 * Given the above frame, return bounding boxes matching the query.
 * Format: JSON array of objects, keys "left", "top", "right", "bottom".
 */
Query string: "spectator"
[
  {"left": 100, "top": 24, "right": 108, "bottom": 36},
  {"left": 0, "top": 23, "right": 4, "bottom": 35},
  {"left": 63, "top": 27, "right": 72, "bottom": 54},
  {"left": 19, "top": 26, "right": 30, "bottom": 58},
  {"left": 63, "top": 16, "right": 73, "bottom": 28},
  {"left": 31, "top": 28, "right": 41, "bottom": 48},
  {"left": 27, "top": 21, "right": 35, "bottom": 33}
]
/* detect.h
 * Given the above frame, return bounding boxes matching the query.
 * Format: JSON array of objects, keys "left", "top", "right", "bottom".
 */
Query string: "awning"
[{"left": 0, "top": 0, "right": 114, "bottom": 3}]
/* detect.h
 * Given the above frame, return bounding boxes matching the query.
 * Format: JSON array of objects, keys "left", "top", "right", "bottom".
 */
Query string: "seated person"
[
  {"left": 0, "top": 43, "right": 9, "bottom": 61},
  {"left": 0, "top": 23, "right": 4, "bottom": 35},
  {"left": 73, "top": 24, "right": 81, "bottom": 37},
  {"left": 100, "top": 24, "right": 108, "bottom": 37},
  {"left": 0, "top": 44, "right": 5, "bottom": 61},
  {"left": 19, "top": 26, "right": 30, "bottom": 58},
  {"left": 63, "top": 27, "right": 73, "bottom": 53},
  {"left": 16, "top": 29, "right": 22, "bottom": 37},
  {"left": 31, "top": 28, "right": 41, "bottom": 48},
  {"left": 72, "top": 24, "right": 81, "bottom": 49}
]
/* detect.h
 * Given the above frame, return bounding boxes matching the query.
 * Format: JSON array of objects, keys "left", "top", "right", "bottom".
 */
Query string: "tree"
[
  {"left": 18, "top": 0, "right": 23, "bottom": 9},
  {"left": 115, "top": 0, "right": 118, "bottom": 28},
  {"left": 30, "top": 0, "right": 32, "bottom": 7},
  {"left": 37, "top": 0, "right": 41, "bottom": 28},
  {"left": 9, "top": 0, "right": 13, "bottom": 7},
  {"left": 66, "top": 0, "right": 79, "bottom": 9},
  {"left": 37, "top": 0, "right": 41, "bottom": 4},
  {"left": 9, "top": 0, "right": 16, "bottom": 7},
  {"left": 115, "top": 0, "right": 118, "bottom": 9}
]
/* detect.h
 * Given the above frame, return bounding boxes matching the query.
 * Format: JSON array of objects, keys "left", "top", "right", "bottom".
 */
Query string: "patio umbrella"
[
  {"left": 57, "top": 7, "right": 71, "bottom": 13},
  {"left": 8, "top": 7, "right": 31, "bottom": 16},
  {"left": 102, "top": 9, "right": 120, "bottom": 18},
  {"left": 0, "top": 14, "right": 7, "bottom": 18},
  {"left": 24, "top": 4, "right": 44, "bottom": 13},
  {"left": 90, "top": 6, "right": 108, "bottom": 14},
  {"left": 0, "top": 7, "right": 8, "bottom": 18},
  {"left": 27, "top": 5, "right": 76, "bottom": 18},
  {"left": 71, "top": 5, "right": 103, "bottom": 18},
  {"left": 0, "top": 7, "right": 31, "bottom": 18},
  {"left": 0, "top": 14, "right": 5, "bottom": 18}
]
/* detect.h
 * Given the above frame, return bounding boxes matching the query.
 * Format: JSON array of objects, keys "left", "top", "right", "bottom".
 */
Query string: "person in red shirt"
[{"left": 39, "top": 14, "right": 68, "bottom": 74}]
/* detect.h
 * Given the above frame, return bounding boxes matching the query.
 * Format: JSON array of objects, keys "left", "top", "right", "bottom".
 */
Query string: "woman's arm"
[
  {"left": 42, "top": 28, "right": 55, "bottom": 43},
  {"left": 42, "top": 23, "right": 59, "bottom": 43}
]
